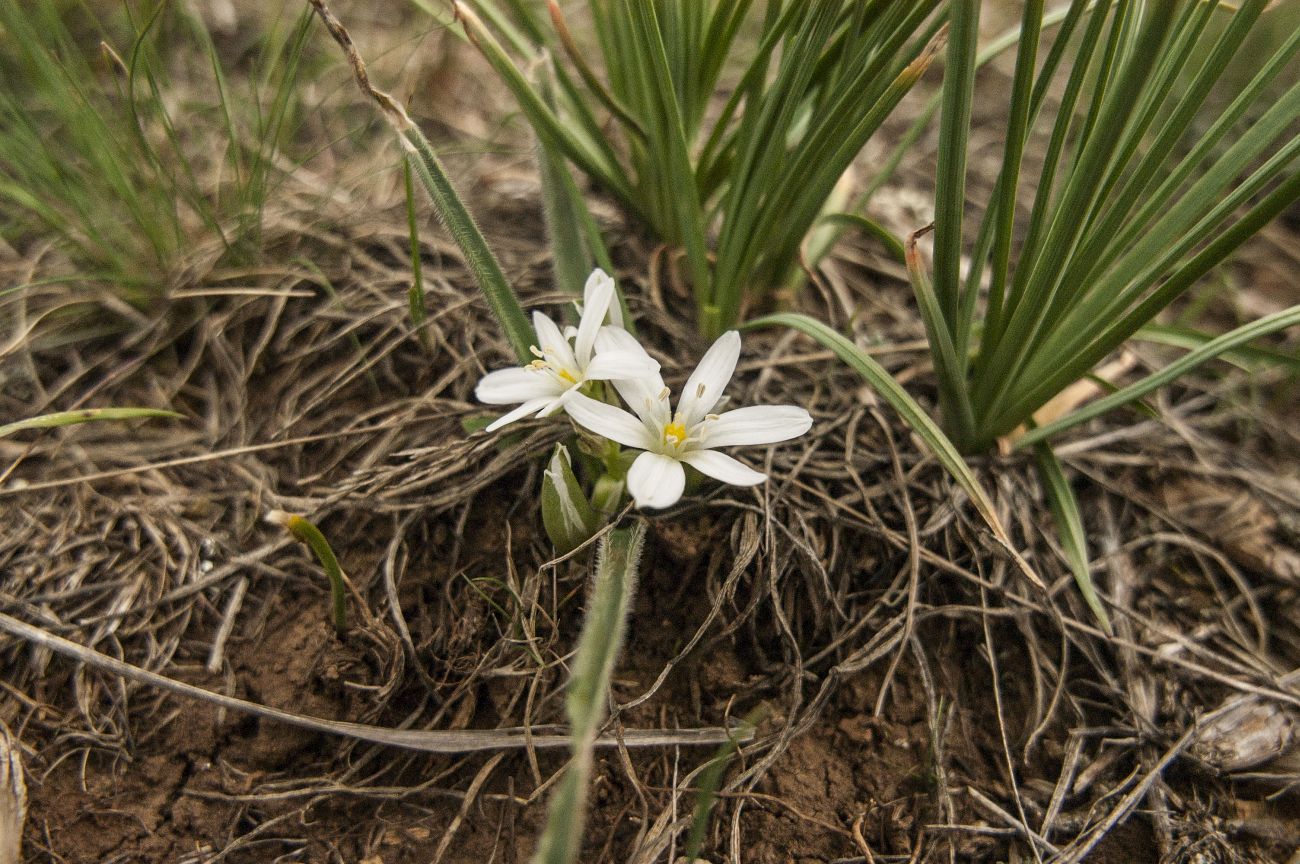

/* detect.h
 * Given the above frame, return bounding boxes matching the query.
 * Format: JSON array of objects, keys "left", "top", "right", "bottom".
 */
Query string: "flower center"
[
  {"left": 662, "top": 421, "right": 688, "bottom": 448},
  {"left": 529, "top": 355, "right": 579, "bottom": 385}
]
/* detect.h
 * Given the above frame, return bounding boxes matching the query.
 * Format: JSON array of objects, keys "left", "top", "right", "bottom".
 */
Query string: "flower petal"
[
  {"left": 676, "top": 330, "right": 740, "bottom": 427},
  {"left": 533, "top": 311, "right": 577, "bottom": 372},
  {"left": 584, "top": 349, "right": 659, "bottom": 381},
  {"left": 584, "top": 268, "right": 622, "bottom": 328},
  {"left": 681, "top": 449, "right": 767, "bottom": 486},
  {"left": 475, "top": 366, "right": 556, "bottom": 404},
  {"left": 594, "top": 326, "right": 668, "bottom": 429},
  {"left": 485, "top": 397, "right": 552, "bottom": 432},
  {"left": 627, "top": 451, "right": 686, "bottom": 509},
  {"left": 575, "top": 271, "right": 615, "bottom": 365},
  {"left": 564, "top": 392, "right": 656, "bottom": 450},
  {"left": 535, "top": 391, "right": 574, "bottom": 417},
  {"left": 700, "top": 405, "right": 813, "bottom": 448}
]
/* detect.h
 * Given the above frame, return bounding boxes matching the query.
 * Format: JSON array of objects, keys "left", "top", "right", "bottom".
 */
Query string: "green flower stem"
[
  {"left": 268, "top": 511, "right": 348, "bottom": 635},
  {"left": 531, "top": 521, "right": 645, "bottom": 864}
]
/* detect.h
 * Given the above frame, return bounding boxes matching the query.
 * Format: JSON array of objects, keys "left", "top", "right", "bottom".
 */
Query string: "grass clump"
[
  {"left": 912, "top": 0, "right": 1300, "bottom": 455},
  {"left": 448, "top": 0, "right": 946, "bottom": 337},
  {"left": 0, "top": 0, "right": 315, "bottom": 307}
]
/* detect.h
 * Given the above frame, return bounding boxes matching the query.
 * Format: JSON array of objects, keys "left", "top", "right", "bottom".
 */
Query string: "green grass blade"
[
  {"left": 994, "top": 165, "right": 1300, "bottom": 435},
  {"left": 746, "top": 313, "right": 1041, "bottom": 589},
  {"left": 400, "top": 126, "right": 535, "bottom": 362},
  {"left": 546, "top": 1, "right": 646, "bottom": 139},
  {"left": 729, "top": 14, "right": 944, "bottom": 314},
  {"left": 531, "top": 521, "right": 646, "bottom": 864},
  {"left": 817, "top": 213, "right": 906, "bottom": 267},
  {"left": 454, "top": 3, "right": 631, "bottom": 205},
  {"left": 683, "top": 711, "right": 760, "bottom": 860},
  {"left": 1135, "top": 324, "right": 1300, "bottom": 374},
  {"left": 983, "top": 0, "right": 1109, "bottom": 358},
  {"left": 984, "top": 0, "right": 1044, "bottom": 341},
  {"left": 906, "top": 231, "right": 976, "bottom": 442},
  {"left": 626, "top": 2, "right": 715, "bottom": 333},
  {"left": 975, "top": 4, "right": 1180, "bottom": 420},
  {"left": 1033, "top": 442, "right": 1111, "bottom": 633},
  {"left": 402, "top": 157, "right": 430, "bottom": 349},
  {"left": 931, "top": 0, "right": 980, "bottom": 328},
  {"left": 854, "top": 2, "right": 1080, "bottom": 218},
  {"left": 307, "top": 1, "right": 536, "bottom": 361},
  {"left": 0, "top": 408, "right": 181, "bottom": 439},
  {"left": 537, "top": 123, "right": 591, "bottom": 298},
  {"left": 266, "top": 511, "right": 349, "bottom": 635},
  {"left": 1018, "top": 305, "right": 1300, "bottom": 447}
]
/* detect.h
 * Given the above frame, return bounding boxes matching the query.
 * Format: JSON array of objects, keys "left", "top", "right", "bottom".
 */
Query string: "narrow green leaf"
[
  {"left": 536, "top": 120, "right": 592, "bottom": 299},
  {"left": 531, "top": 521, "right": 646, "bottom": 864},
  {"left": 306, "top": 0, "right": 534, "bottom": 362},
  {"left": 817, "top": 213, "right": 906, "bottom": 267},
  {"left": 1135, "top": 324, "right": 1300, "bottom": 374},
  {"left": 454, "top": 2, "right": 632, "bottom": 205},
  {"left": 545, "top": 1, "right": 647, "bottom": 140},
  {"left": 975, "top": 3, "right": 1180, "bottom": 421},
  {"left": 400, "top": 125, "right": 535, "bottom": 363},
  {"left": 905, "top": 230, "right": 976, "bottom": 443},
  {"left": 995, "top": 166, "right": 1300, "bottom": 436},
  {"left": 683, "top": 710, "right": 761, "bottom": 860},
  {"left": 932, "top": 0, "right": 980, "bottom": 328},
  {"left": 1033, "top": 442, "right": 1111, "bottom": 633},
  {"left": 1017, "top": 305, "right": 1300, "bottom": 447},
  {"left": 984, "top": 0, "right": 1044, "bottom": 343},
  {"left": 266, "top": 511, "right": 349, "bottom": 635},
  {"left": 854, "top": 2, "right": 1081, "bottom": 217},
  {"left": 0, "top": 408, "right": 182, "bottom": 439},
  {"left": 626, "top": 2, "right": 715, "bottom": 332},
  {"left": 746, "top": 313, "right": 1042, "bottom": 589},
  {"left": 402, "top": 157, "right": 430, "bottom": 350}
]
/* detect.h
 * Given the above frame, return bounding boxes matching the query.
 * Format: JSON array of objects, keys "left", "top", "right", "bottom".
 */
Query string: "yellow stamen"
[
  {"left": 529, "top": 359, "right": 548, "bottom": 371},
  {"left": 557, "top": 368, "right": 578, "bottom": 384},
  {"left": 663, "top": 421, "right": 688, "bottom": 447}
]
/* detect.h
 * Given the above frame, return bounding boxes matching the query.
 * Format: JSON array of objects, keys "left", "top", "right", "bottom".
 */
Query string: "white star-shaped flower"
[
  {"left": 475, "top": 270, "right": 657, "bottom": 431},
  {"left": 564, "top": 330, "right": 813, "bottom": 509}
]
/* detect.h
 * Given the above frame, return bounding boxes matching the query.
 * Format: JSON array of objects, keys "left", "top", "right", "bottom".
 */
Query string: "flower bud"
[{"left": 541, "top": 443, "right": 600, "bottom": 554}]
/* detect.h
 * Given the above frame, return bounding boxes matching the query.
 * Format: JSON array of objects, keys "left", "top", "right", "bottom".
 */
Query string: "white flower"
[
  {"left": 565, "top": 330, "right": 813, "bottom": 509},
  {"left": 475, "top": 270, "right": 657, "bottom": 431}
]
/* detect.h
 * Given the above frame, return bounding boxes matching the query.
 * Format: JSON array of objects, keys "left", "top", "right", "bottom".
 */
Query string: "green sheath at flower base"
[
  {"left": 265, "top": 510, "right": 347, "bottom": 635},
  {"left": 540, "top": 444, "right": 600, "bottom": 555},
  {"left": 589, "top": 475, "right": 625, "bottom": 516}
]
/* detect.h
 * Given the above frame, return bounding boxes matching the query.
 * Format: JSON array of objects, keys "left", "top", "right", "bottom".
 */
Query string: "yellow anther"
[
  {"left": 663, "top": 421, "right": 688, "bottom": 447},
  {"left": 529, "top": 359, "right": 548, "bottom": 371}
]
